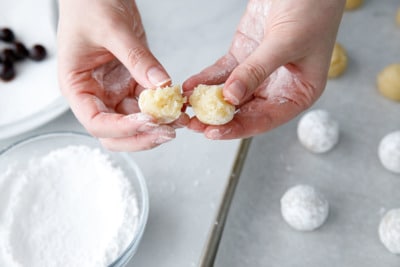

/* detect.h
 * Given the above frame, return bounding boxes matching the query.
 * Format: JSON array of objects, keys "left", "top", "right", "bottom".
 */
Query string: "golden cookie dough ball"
[
  {"left": 328, "top": 43, "right": 348, "bottom": 78},
  {"left": 189, "top": 85, "right": 235, "bottom": 125},
  {"left": 345, "top": 0, "right": 363, "bottom": 10},
  {"left": 138, "top": 85, "right": 186, "bottom": 123},
  {"left": 377, "top": 64, "right": 400, "bottom": 102},
  {"left": 397, "top": 8, "right": 400, "bottom": 26}
]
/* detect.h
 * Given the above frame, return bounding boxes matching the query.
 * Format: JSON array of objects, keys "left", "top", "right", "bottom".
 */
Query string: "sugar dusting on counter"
[{"left": 0, "top": 145, "right": 139, "bottom": 267}]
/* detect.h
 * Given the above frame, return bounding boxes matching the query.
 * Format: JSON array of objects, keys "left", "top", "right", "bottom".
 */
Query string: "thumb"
[
  {"left": 223, "top": 41, "right": 288, "bottom": 105},
  {"left": 104, "top": 28, "right": 171, "bottom": 89}
]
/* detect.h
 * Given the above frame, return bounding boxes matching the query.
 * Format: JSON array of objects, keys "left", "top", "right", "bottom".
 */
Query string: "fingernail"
[
  {"left": 153, "top": 135, "right": 174, "bottom": 145},
  {"left": 149, "top": 126, "right": 176, "bottom": 144},
  {"left": 147, "top": 67, "right": 171, "bottom": 87},
  {"left": 126, "top": 113, "right": 154, "bottom": 122},
  {"left": 137, "top": 122, "right": 159, "bottom": 132},
  {"left": 207, "top": 129, "right": 223, "bottom": 139},
  {"left": 206, "top": 128, "right": 232, "bottom": 140},
  {"left": 225, "top": 80, "right": 246, "bottom": 105}
]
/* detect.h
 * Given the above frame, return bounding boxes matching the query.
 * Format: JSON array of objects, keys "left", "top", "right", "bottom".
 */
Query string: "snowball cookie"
[
  {"left": 138, "top": 85, "right": 186, "bottom": 123},
  {"left": 189, "top": 84, "right": 235, "bottom": 125},
  {"left": 379, "top": 209, "right": 400, "bottom": 254},
  {"left": 377, "top": 64, "right": 400, "bottom": 102},
  {"left": 378, "top": 131, "right": 400, "bottom": 174},
  {"left": 280, "top": 185, "right": 329, "bottom": 231},
  {"left": 345, "top": 0, "right": 363, "bottom": 10},
  {"left": 328, "top": 43, "right": 348, "bottom": 78},
  {"left": 297, "top": 109, "right": 339, "bottom": 153}
]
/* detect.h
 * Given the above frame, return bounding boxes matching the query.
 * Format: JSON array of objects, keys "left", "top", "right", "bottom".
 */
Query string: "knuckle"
[
  {"left": 242, "top": 62, "right": 268, "bottom": 85},
  {"left": 127, "top": 46, "right": 151, "bottom": 68}
]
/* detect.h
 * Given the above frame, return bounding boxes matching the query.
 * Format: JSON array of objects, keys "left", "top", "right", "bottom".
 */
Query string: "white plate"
[{"left": 0, "top": 0, "right": 69, "bottom": 139}]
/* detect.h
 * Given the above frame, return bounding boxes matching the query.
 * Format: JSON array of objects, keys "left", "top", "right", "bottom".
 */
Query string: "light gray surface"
[
  {"left": 0, "top": 0, "right": 246, "bottom": 266},
  {"left": 216, "top": 1, "right": 400, "bottom": 267}
]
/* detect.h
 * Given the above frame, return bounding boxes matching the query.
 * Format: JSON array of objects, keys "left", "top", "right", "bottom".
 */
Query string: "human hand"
[
  {"left": 57, "top": 0, "right": 189, "bottom": 151},
  {"left": 183, "top": 0, "right": 345, "bottom": 139}
]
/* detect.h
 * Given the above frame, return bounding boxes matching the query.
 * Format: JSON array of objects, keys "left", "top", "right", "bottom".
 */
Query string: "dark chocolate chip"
[
  {"left": 0, "top": 28, "right": 15, "bottom": 43},
  {"left": 0, "top": 60, "right": 15, "bottom": 81},
  {"left": 29, "top": 44, "right": 47, "bottom": 61},
  {"left": 14, "top": 42, "right": 30, "bottom": 60},
  {"left": 2, "top": 48, "right": 18, "bottom": 63}
]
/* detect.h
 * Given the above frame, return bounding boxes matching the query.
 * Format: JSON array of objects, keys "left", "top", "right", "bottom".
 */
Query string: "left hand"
[{"left": 183, "top": 0, "right": 345, "bottom": 139}]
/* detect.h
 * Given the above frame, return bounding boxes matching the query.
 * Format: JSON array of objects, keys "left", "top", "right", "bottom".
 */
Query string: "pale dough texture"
[
  {"left": 297, "top": 109, "right": 339, "bottom": 153},
  {"left": 189, "top": 85, "right": 235, "bottom": 125},
  {"left": 328, "top": 43, "right": 348, "bottom": 78},
  {"left": 280, "top": 185, "right": 329, "bottom": 232},
  {"left": 379, "top": 209, "right": 400, "bottom": 254},
  {"left": 377, "top": 64, "right": 400, "bottom": 102},
  {"left": 378, "top": 131, "right": 400, "bottom": 174},
  {"left": 345, "top": 0, "right": 363, "bottom": 10},
  {"left": 138, "top": 85, "right": 185, "bottom": 123}
]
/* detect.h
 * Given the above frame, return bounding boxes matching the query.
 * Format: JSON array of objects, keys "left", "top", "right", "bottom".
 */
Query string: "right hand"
[{"left": 57, "top": 0, "right": 189, "bottom": 151}]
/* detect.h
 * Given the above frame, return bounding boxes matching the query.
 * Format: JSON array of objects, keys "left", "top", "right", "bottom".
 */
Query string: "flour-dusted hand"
[
  {"left": 57, "top": 0, "right": 189, "bottom": 151},
  {"left": 183, "top": 0, "right": 345, "bottom": 139}
]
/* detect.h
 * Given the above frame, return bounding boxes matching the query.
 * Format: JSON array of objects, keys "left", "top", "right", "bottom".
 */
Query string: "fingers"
[
  {"left": 223, "top": 39, "right": 288, "bottom": 105},
  {"left": 99, "top": 125, "right": 176, "bottom": 151},
  {"left": 188, "top": 97, "right": 304, "bottom": 140},
  {"left": 103, "top": 24, "right": 171, "bottom": 89},
  {"left": 182, "top": 53, "right": 238, "bottom": 93}
]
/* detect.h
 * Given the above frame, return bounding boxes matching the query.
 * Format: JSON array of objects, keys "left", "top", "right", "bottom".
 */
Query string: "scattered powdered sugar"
[
  {"left": 0, "top": 145, "right": 139, "bottom": 267},
  {"left": 92, "top": 59, "right": 133, "bottom": 93}
]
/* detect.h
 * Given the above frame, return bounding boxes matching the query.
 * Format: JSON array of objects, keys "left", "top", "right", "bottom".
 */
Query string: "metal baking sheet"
[{"left": 214, "top": 1, "right": 400, "bottom": 266}]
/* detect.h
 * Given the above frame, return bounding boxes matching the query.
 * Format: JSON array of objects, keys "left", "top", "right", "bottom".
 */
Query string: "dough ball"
[
  {"left": 397, "top": 8, "right": 400, "bottom": 26},
  {"left": 138, "top": 85, "right": 185, "bottom": 123},
  {"left": 280, "top": 185, "right": 329, "bottom": 231},
  {"left": 377, "top": 64, "right": 400, "bottom": 102},
  {"left": 345, "top": 0, "right": 363, "bottom": 10},
  {"left": 328, "top": 43, "right": 348, "bottom": 78},
  {"left": 297, "top": 109, "right": 339, "bottom": 153},
  {"left": 189, "top": 85, "right": 235, "bottom": 125},
  {"left": 379, "top": 209, "right": 400, "bottom": 254},
  {"left": 378, "top": 131, "right": 400, "bottom": 174}
]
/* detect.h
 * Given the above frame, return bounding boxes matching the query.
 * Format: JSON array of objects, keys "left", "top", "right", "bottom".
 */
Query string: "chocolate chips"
[
  {"left": 0, "top": 28, "right": 15, "bottom": 43},
  {"left": 0, "top": 27, "right": 47, "bottom": 82},
  {"left": 29, "top": 45, "right": 47, "bottom": 61}
]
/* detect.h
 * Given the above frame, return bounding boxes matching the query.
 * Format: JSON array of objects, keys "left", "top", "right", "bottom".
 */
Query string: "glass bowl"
[{"left": 0, "top": 132, "right": 149, "bottom": 267}]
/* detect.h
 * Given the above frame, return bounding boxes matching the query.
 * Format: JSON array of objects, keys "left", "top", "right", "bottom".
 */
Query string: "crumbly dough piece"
[
  {"left": 189, "top": 85, "right": 235, "bottom": 125},
  {"left": 377, "top": 64, "right": 400, "bottom": 102},
  {"left": 379, "top": 209, "right": 400, "bottom": 254},
  {"left": 297, "top": 109, "right": 339, "bottom": 153},
  {"left": 138, "top": 85, "right": 185, "bottom": 123},
  {"left": 328, "top": 43, "right": 348, "bottom": 78},
  {"left": 378, "top": 131, "right": 400, "bottom": 174},
  {"left": 345, "top": 0, "right": 363, "bottom": 10},
  {"left": 280, "top": 185, "right": 329, "bottom": 231}
]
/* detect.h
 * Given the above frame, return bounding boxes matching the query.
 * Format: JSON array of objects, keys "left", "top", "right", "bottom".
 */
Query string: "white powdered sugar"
[
  {"left": 297, "top": 109, "right": 339, "bottom": 153},
  {"left": 0, "top": 145, "right": 139, "bottom": 267},
  {"left": 280, "top": 184, "right": 329, "bottom": 231},
  {"left": 379, "top": 209, "right": 400, "bottom": 254},
  {"left": 378, "top": 131, "right": 400, "bottom": 174}
]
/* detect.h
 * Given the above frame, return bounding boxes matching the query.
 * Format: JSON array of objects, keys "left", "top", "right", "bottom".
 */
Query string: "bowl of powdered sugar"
[{"left": 0, "top": 132, "right": 149, "bottom": 267}]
